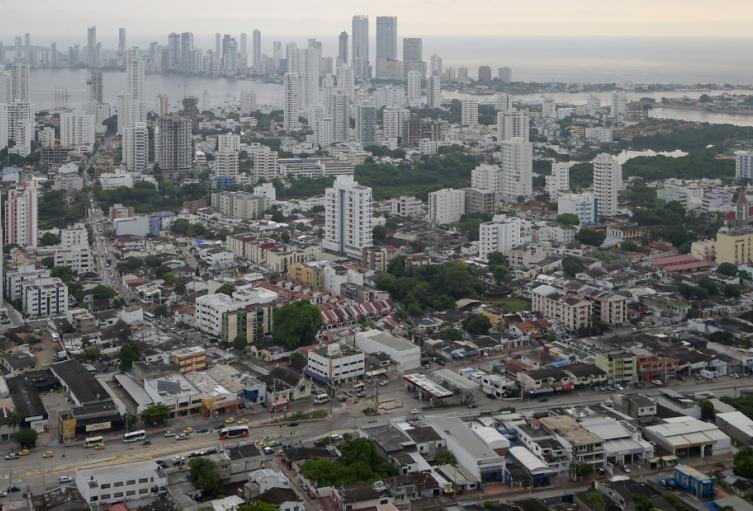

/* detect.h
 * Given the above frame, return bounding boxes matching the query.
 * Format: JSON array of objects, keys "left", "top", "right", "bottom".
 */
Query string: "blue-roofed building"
[
  {"left": 673, "top": 464, "right": 714, "bottom": 499},
  {"left": 149, "top": 211, "right": 175, "bottom": 235}
]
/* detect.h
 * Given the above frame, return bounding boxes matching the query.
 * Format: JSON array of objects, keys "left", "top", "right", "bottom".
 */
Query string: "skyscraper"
[
  {"left": 50, "top": 42, "right": 57, "bottom": 68},
  {"left": 283, "top": 73, "right": 302, "bottom": 130},
  {"left": 497, "top": 110, "right": 529, "bottom": 142},
  {"left": 337, "top": 31, "right": 349, "bottom": 65},
  {"left": 336, "top": 65, "right": 355, "bottom": 101},
  {"left": 240, "top": 33, "right": 248, "bottom": 68},
  {"left": 10, "top": 63, "right": 29, "bottom": 103},
  {"left": 239, "top": 89, "right": 257, "bottom": 115},
  {"left": 252, "top": 30, "right": 261, "bottom": 72},
  {"left": 0, "top": 104, "right": 9, "bottom": 152},
  {"left": 118, "top": 28, "right": 127, "bottom": 58},
  {"left": 302, "top": 47, "right": 321, "bottom": 108},
  {"left": 376, "top": 16, "right": 397, "bottom": 60},
  {"left": 87, "top": 26, "right": 97, "bottom": 67},
  {"left": 123, "top": 48, "right": 147, "bottom": 170},
  {"left": 272, "top": 41, "right": 282, "bottom": 73},
  {"left": 179, "top": 32, "right": 194, "bottom": 73},
  {"left": 498, "top": 67, "right": 512, "bottom": 83},
  {"left": 430, "top": 54, "right": 442, "bottom": 77},
  {"left": 351, "top": 15, "right": 369, "bottom": 79},
  {"left": 5, "top": 181, "right": 38, "bottom": 250},
  {"left": 402, "top": 37, "right": 424, "bottom": 77},
  {"left": 327, "top": 89, "right": 350, "bottom": 142},
  {"left": 592, "top": 153, "right": 622, "bottom": 217},
  {"left": 156, "top": 114, "right": 192, "bottom": 179},
  {"left": 383, "top": 106, "right": 409, "bottom": 141},
  {"left": 478, "top": 66, "right": 492, "bottom": 82},
  {"left": 88, "top": 70, "right": 103, "bottom": 104},
  {"left": 355, "top": 104, "right": 376, "bottom": 146},
  {"left": 426, "top": 74, "right": 441, "bottom": 109},
  {"left": 501, "top": 138, "right": 533, "bottom": 202},
  {"left": 461, "top": 99, "right": 478, "bottom": 127},
  {"left": 60, "top": 111, "right": 95, "bottom": 151},
  {"left": 323, "top": 176, "right": 373, "bottom": 259},
  {"left": 406, "top": 70, "right": 421, "bottom": 107},
  {"left": 495, "top": 92, "right": 513, "bottom": 113},
  {"left": 125, "top": 122, "right": 148, "bottom": 173}
]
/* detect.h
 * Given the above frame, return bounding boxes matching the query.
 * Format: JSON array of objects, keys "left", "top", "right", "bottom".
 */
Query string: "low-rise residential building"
[
  {"left": 75, "top": 461, "right": 167, "bottom": 506},
  {"left": 595, "top": 351, "right": 637, "bottom": 383},
  {"left": 539, "top": 415, "right": 606, "bottom": 469},
  {"left": 168, "top": 347, "right": 207, "bottom": 374},
  {"left": 715, "top": 228, "right": 753, "bottom": 265}
]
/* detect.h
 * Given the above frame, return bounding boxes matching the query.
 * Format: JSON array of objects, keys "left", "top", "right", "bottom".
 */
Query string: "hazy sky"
[{"left": 2, "top": 0, "right": 753, "bottom": 43}]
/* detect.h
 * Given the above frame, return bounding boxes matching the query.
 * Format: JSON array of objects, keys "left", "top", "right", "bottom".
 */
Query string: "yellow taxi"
[
  {"left": 183, "top": 427, "right": 193, "bottom": 434},
  {"left": 95, "top": 443, "right": 106, "bottom": 450},
  {"left": 42, "top": 451, "right": 54, "bottom": 459},
  {"left": 224, "top": 417, "right": 236, "bottom": 425},
  {"left": 19, "top": 449, "right": 30, "bottom": 456},
  {"left": 237, "top": 418, "right": 249, "bottom": 424}
]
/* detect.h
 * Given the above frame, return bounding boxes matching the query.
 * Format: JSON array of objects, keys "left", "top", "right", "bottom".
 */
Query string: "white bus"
[
  {"left": 122, "top": 430, "right": 146, "bottom": 443},
  {"left": 353, "top": 382, "right": 365, "bottom": 392},
  {"left": 313, "top": 393, "right": 330, "bottom": 405},
  {"left": 84, "top": 436, "right": 104, "bottom": 448},
  {"left": 219, "top": 426, "right": 249, "bottom": 440}
]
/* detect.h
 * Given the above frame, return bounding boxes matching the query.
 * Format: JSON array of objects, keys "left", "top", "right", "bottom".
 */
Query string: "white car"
[
  {"left": 411, "top": 408, "right": 422, "bottom": 415},
  {"left": 163, "top": 430, "right": 176, "bottom": 438},
  {"left": 58, "top": 475, "right": 73, "bottom": 484}
]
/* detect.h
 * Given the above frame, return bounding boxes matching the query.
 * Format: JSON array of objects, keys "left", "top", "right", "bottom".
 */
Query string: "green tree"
[
  {"left": 724, "top": 284, "right": 741, "bottom": 298},
  {"left": 372, "top": 225, "right": 387, "bottom": 244},
  {"left": 126, "top": 413, "right": 139, "bottom": 429},
  {"left": 462, "top": 314, "right": 492, "bottom": 335},
  {"left": 273, "top": 300, "right": 323, "bottom": 349},
  {"left": 83, "top": 348, "right": 101, "bottom": 361},
  {"left": 14, "top": 428, "right": 38, "bottom": 449},
  {"left": 584, "top": 491, "right": 605, "bottom": 511},
  {"left": 118, "top": 341, "right": 141, "bottom": 371},
  {"left": 40, "top": 232, "right": 61, "bottom": 246},
  {"left": 575, "top": 228, "right": 605, "bottom": 247},
  {"left": 217, "top": 283, "right": 235, "bottom": 296},
  {"left": 232, "top": 335, "right": 248, "bottom": 351},
  {"left": 238, "top": 504, "right": 278, "bottom": 511},
  {"left": 561, "top": 256, "right": 584, "bottom": 277},
  {"left": 188, "top": 457, "right": 225, "bottom": 497},
  {"left": 736, "top": 448, "right": 753, "bottom": 478},
  {"left": 556, "top": 213, "right": 580, "bottom": 226},
  {"left": 487, "top": 252, "right": 508, "bottom": 267},
  {"left": 717, "top": 262, "right": 739, "bottom": 276},
  {"left": 700, "top": 399, "right": 715, "bottom": 421},
  {"left": 92, "top": 285, "right": 117, "bottom": 300},
  {"left": 439, "top": 327, "right": 462, "bottom": 341},
  {"left": 153, "top": 305, "right": 169, "bottom": 318},
  {"left": 435, "top": 447, "right": 457, "bottom": 465},
  {"left": 141, "top": 404, "right": 170, "bottom": 426},
  {"left": 633, "top": 495, "right": 656, "bottom": 511}
]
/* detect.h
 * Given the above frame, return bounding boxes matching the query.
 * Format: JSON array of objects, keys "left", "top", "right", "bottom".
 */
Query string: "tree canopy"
[
  {"left": 299, "top": 438, "right": 398, "bottom": 486},
  {"left": 273, "top": 300, "right": 322, "bottom": 349},
  {"left": 462, "top": 314, "right": 491, "bottom": 335},
  {"left": 575, "top": 228, "right": 605, "bottom": 247},
  {"left": 189, "top": 457, "right": 225, "bottom": 497},
  {"left": 118, "top": 341, "right": 141, "bottom": 371}
]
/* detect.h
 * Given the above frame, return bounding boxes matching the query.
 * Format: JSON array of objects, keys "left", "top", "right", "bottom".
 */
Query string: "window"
[
  {"left": 114, "top": 492, "right": 123, "bottom": 498},
  {"left": 139, "top": 488, "right": 148, "bottom": 494},
  {"left": 126, "top": 480, "right": 136, "bottom": 485},
  {"left": 114, "top": 482, "right": 123, "bottom": 487},
  {"left": 101, "top": 494, "right": 111, "bottom": 500},
  {"left": 126, "top": 490, "right": 136, "bottom": 496},
  {"left": 101, "top": 483, "right": 111, "bottom": 489},
  {"left": 138, "top": 478, "right": 148, "bottom": 483}
]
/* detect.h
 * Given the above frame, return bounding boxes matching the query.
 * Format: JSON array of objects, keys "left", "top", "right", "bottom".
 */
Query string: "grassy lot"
[{"left": 489, "top": 297, "right": 531, "bottom": 313}]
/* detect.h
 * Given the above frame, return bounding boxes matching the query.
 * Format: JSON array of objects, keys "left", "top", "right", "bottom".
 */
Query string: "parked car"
[
  {"left": 411, "top": 408, "right": 422, "bottom": 415},
  {"left": 58, "top": 475, "right": 73, "bottom": 483},
  {"left": 197, "top": 427, "right": 209, "bottom": 434},
  {"left": 4, "top": 453, "right": 18, "bottom": 461},
  {"left": 262, "top": 447, "right": 274, "bottom": 455},
  {"left": 163, "top": 430, "right": 176, "bottom": 438},
  {"left": 176, "top": 433, "right": 189, "bottom": 441},
  {"left": 378, "top": 380, "right": 389, "bottom": 387},
  {"left": 42, "top": 451, "right": 54, "bottom": 458}
]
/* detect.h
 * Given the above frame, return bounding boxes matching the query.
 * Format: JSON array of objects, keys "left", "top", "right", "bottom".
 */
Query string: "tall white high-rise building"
[
  {"left": 735, "top": 150, "right": 753, "bottom": 180},
  {"left": 125, "top": 121, "right": 148, "bottom": 173},
  {"left": 541, "top": 97, "right": 557, "bottom": 120},
  {"left": 495, "top": 93, "right": 513, "bottom": 113},
  {"left": 322, "top": 176, "right": 373, "bottom": 259},
  {"left": 60, "top": 111, "right": 96, "bottom": 151},
  {"left": 592, "top": 153, "right": 622, "bottom": 217},
  {"left": 240, "top": 33, "right": 248, "bottom": 68},
  {"left": 239, "top": 89, "right": 257, "bottom": 115},
  {"left": 355, "top": 104, "right": 376, "bottom": 146},
  {"left": 376, "top": 16, "right": 397, "bottom": 61},
  {"left": 558, "top": 192, "right": 599, "bottom": 225},
  {"left": 430, "top": 54, "right": 442, "bottom": 77},
  {"left": 0, "top": 104, "right": 8, "bottom": 151},
  {"left": 406, "top": 70, "right": 421, "bottom": 107},
  {"left": 338, "top": 31, "right": 349, "bottom": 66},
  {"left": 500, "top": 138, "right": 533, "bottom": 201},
  {"left": 156, "top": 114, "right": 192, "bottom": 176},
  {"left": 427, "top": 188, "right": 465, "bottom": 225},
  {"left": 479, "top": 215, "right": 531, "bottom": 258},
  {"left": 302, "top": 47, "right": 321, "bottom": 108},
  {"left": 497, "top": 110, "right": 529, "bottom": 142},
  {"left": 336, "top": 65, "right": 355, "bottom": 100},
  {"left": 426, "top": 75, "right": 441, "bottom": 109},
  {"left": 5, "top": 181, "right": 38, "bottom": 250},
  {"left": 382, "top": 106, "right": 409, "bottom": 141},
  {"left": 461, "top": 99, "right": 478, "bottom": 127},
  {"left": 215, "top": 146, "right": 239, "bottom": 183},
  {"left": 327, "top": 89, "right": 350, "bottom": 143},
  {"left": 471, "top": 164, "right": 503, "bottom": 200},
  {"left": 8, "top": 102, "right": 34, "bottom": 157},
  {"left": 545, "top": 162, "right": 572, "bottom": 198},
  {"left": 610, "top": 92, "right": 627, "bottom": 116},
  {"left": 11, "top": 64, "right": 30, "bottom": 103},
  {"left": 283, "top": 73, "right": 302, "bottom": 130},
  {"left": 217, "top": 132, "right": 240, "bottom": 153},
  {"left": 118, "top": 28, "right": 127, "bottom": 58},
  {"left": 123, "top": 48, "right": 146, "bottom": 168},
  {"left": 351, "top": 15, "right": 369, "bottom": 79},
  {"left": 87, "top": 26, "right": 97, "bottom": 67},
  {"left": 252, "top": 29, "right": 261, "bottom": 72}
]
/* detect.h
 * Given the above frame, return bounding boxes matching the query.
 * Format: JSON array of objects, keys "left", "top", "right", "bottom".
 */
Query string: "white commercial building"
[
  {"left": 195, "top": 287, "right": 278, "bottom": 337},
  {"left": 479, "top": 215, "right": 532, "bottom": 258},
  {"left": 428, "top": 416, "right": 505, "bottom": 482},
  {"left": 22, "top": 277, "right": 68, "bottom": 317},
  {"left": 114, "top": 216, "right": 150, "bottom": 237},
  {"left": 60, "top": 223, "right": 89, "bottom": 249},
  {"left": 355, "top": 329, "right": 420, "bottom": 370},
  {"left": 735, "top": 150, "right": 753, "bottom": 180},
  {"left": 54, "top": 247, "right": 93, "bottom": 273},
  {"left": 322, "top": 176, "right": 372, "bottom": 260},
  {"left": 545, "top": 162, "right": 571, "bottom": 198},
  {"left": 124, "top": 121, "right": 149, "bottom": 173},
  {"left": 500, "top": 138, "right": 533, "bottom": 201},
  {"left": 426, "top": 75, "right": 441, "bottom": 109},
  {"left": 99, "top": 168, "right": 135, "bottom": 190},
  {"left": 76, "top": 461, "right": 167, "bottom": 507},
  {"left": 643, "top": 416, "right": 731, "bottom": 457},
  {"left": 593, "top": 153, "right": 622, "bottom": 217},
  {"left": 461, "top": 99, "right": 478, "bottom": 127},
  {"left": 495, "top": 93, "right": 513, "bottom": 113},
  {"left": 239, "top": 89, "right": 257, "bottom": 115},
  {"left": 406, "top": 70, "right": 422, "bottom": 107},
  {"left": 306, "top": 343, "right": 365, "bottom": 384},
  {"left": 471, "top": 164, "right": 502, "bottom": 200},
  {"left": 383, "top": 106, "right": 409, "bottom": 142},
  {"left": 427, "top": 188, "right": 465, "bottom": 225},
  {"left": 558, "top": 192, "right": 599, "bottom": 225},
  {"left": 60, "top": 111, "right": 96, "bottom": 151},
  {"left": 283, "top": 73, "right": 302, "bottom": 130},
  {"left": 497, "top": 110, "right": 529, "bottom": 142}
]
